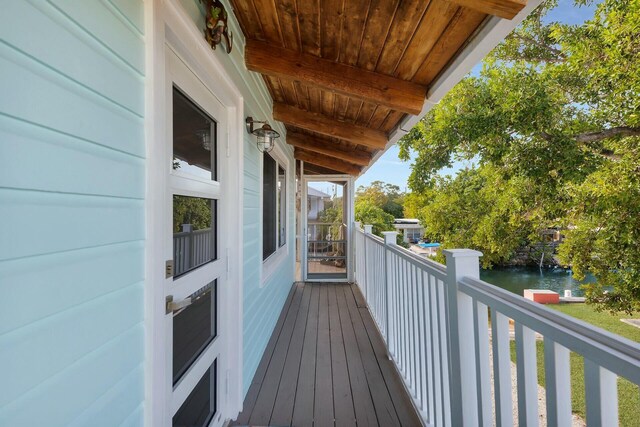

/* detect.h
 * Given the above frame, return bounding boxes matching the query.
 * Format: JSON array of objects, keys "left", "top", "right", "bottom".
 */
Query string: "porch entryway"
[
  {"left": 232, "top": 282, "right": 421, "bottom": 426},
  {"left": 300, "top": 176, "right": 355, "bottom": 282}
]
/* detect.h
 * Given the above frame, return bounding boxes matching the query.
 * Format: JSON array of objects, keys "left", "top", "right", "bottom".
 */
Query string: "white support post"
[
  {"left": 584, "top": 359, "right": 619, "bottom": 426},
  {"left": 443, "top": 249, "right": 483, "bottom": 427},
  {"left": 354, "top": 222, "right": 361, "bottom": 282},
  {"left": 363, "top": 225, "right": 373, "bottom": 301},
  {"left": 382, "top": 231, "right": 397, "bottom": 358}
]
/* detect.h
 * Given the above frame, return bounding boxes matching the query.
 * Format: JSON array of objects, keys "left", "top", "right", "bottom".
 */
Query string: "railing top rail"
[
  {"left": 356, "top": 226, "right": 447, "bottom": 279},
  {"left": 387, "top": 243, "right": 447, "bottom": 275},
  {"left": 460, "top": 276, "right": 640, "bottom": 384},
  {"left": 192, "top": 228, "right": 213, "bottom": 235},
  {"left": 362, "top": 232, "right": 385, "bottom": 244}
]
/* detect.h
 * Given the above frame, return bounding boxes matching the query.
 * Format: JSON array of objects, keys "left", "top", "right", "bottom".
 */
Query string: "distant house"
[
  {"left": 307, "top": 187, "right": 331, "bottom": 220},
  {"left": 393, "top": 218, "right": 425, "bottom": 243}
]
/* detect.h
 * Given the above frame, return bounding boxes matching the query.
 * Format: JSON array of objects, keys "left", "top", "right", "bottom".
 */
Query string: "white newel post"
[
  {"left": 362, "top": 225, "right": 373, "bottom": 300},
  {"left": 354, "top": 222, "right": 361, "bottom": 282},
  {"left": 444, "top": 249, "right": 482, "bottom": 427},
  {"left": 382, "top": 231, "right": 398, "bottom": 357}
]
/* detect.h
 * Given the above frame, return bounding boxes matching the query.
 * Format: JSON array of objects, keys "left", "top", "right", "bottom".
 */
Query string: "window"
[{"left": 263, "top": 153, "right": 287, "bottom": 260}]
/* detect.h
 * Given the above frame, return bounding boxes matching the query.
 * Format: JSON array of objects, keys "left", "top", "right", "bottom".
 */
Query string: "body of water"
[{"left": 480, "top": 266, "right": 596, "bottom": 297}]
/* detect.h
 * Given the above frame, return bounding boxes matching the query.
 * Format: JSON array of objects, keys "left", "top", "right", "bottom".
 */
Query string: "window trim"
[{"left": 261, "top": 142, "right": 289, "bottom": 286}]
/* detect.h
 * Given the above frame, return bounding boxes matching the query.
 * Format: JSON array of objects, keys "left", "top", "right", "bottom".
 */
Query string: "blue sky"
[{"left": 356, "top": 0, "right": 598, "bottom": 189}]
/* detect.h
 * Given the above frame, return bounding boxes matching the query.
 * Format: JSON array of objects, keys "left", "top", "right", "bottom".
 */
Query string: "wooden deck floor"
[{"left": 232, "top": 282, "right": 422, "bottom": 427}]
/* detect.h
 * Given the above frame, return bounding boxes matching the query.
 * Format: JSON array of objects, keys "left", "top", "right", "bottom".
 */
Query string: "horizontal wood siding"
[{"left": 0, "top": 1, "right": 145, "bottom": 426}]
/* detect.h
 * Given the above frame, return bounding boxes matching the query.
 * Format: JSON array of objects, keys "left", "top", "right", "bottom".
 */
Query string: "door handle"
[{"left": 166, "top": 295, "right": 192, "bottom": 314}]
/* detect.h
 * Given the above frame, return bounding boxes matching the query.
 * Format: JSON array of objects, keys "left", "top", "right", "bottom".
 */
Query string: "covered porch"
[{"left": 232, "top": 282, "right": 421, "bottom": 426}]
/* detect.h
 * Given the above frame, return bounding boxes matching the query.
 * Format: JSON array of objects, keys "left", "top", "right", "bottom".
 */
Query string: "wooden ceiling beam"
[
  {"left": 301, "top": 163, "right": 342, "bottom": 176},
  {"left": 246, "top": 39, "right": 426, "bottom": 115},
  {"left": 287, "top": 132, "right": 372, "bottom": 167},
  {"left": 447, "top": 0, "right": 527, "bottom": 20},
  {"left": 295, "top": 148, "right": 362, "bottom": 176},
  {"left": 273, "top": 103, "right": 388, "bottom": 150}
]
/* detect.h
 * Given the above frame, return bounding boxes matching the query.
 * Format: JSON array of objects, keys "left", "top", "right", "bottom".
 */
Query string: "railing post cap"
[
  {"left": 363, "top": 224, "right": 373, "bottom": 234},
  {"left": 381, "top": 231, "right": 397, "bottom": 245},
  {"left": 442, "top": 248, "right": 483, "bottom": 259}
]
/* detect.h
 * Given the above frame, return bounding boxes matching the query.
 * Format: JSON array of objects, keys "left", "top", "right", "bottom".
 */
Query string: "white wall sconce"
[{"left": 246, "top": 117, "right": 280, "bottom": 153}]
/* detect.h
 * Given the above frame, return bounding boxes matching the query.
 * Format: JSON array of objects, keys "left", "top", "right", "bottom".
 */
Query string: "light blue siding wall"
[
  {"left": 181, "top": 0, "right": 297, "bottom": 398},
  {"left": 0, "top": 1, "right": 145, "bottom": 426}
]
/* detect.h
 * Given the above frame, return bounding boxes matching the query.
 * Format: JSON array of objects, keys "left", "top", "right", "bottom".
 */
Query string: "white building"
[{"left": 394, "top": 218, "right": 425, "bottom": 243}]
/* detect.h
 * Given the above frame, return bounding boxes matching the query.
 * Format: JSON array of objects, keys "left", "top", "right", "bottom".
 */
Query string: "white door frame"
[
  {"left": 145, "top": 2, "right": 244, "bottom": 426},
  {"left": 301, "top": 174, "right": 355, "bottom": 282}
]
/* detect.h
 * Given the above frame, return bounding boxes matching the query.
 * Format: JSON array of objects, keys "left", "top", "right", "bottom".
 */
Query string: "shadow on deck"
[{"left": 232, "top": 282, "right": 422, "bottom": 427}]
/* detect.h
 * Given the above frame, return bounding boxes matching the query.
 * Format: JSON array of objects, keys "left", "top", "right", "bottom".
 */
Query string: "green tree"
[
  {"left": 398, "top": 0, "right": 640, "bottom": 312},
  {"left": 354, "top": 199, "right": 395, "bottom": 236},
  {"left": 173, "top": 195, "right": 213, "bottom": 232},
  {"left": 356, "top": 181, "right": 406, "bottom": 218}
]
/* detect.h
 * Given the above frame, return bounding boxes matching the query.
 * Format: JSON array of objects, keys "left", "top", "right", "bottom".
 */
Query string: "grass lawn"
[{"left": 509, "top": 304, "right": 640, "bottom": 426}]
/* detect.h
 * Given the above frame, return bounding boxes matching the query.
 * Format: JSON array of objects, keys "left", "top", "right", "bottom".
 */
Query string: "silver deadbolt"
[
  {"left": 165, "top": 260, "right": 174, "bottom": 278},
  {"left": 166, "top": 295, "right": 192, "bottom": 314}
]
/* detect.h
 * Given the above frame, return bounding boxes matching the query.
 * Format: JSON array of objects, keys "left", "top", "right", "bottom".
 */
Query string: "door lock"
[
  {"left": 165, "top": 260, "right": 174, "bottom": 278},
  {"left": 166, "top": 295, "right": 192, "bottom": 314}
]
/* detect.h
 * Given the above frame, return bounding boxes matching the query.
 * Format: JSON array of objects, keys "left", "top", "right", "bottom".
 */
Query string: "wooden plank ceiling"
[{"left": 230, "top": 0, "right": 526, "bottom": 175}]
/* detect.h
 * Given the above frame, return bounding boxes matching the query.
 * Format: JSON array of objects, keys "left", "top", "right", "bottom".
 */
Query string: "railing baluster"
[
  {"left": 584, "top": 359, "right": 619, "bottom": 426},
  {"left": 544, "top": 337, "right": 571, "bottom": 427},
  {"left": 437, "top": 278, "right": 451, "bottom": 427},
  {"left": 491, "top": 310, "right": 513, "bottom": 427},
  {"left": 416, "top": 268, "right": 426, "bottom": 411},
  {"left": 404, "top": 259, "right": 411, "bottom": 379},
  {"left": 423, "top": 271, "right": 434, "bottom": 423},
  {"left": 515, "top": 322, "right": 538, "bottom": 426},
  {"left": 410, "top": 264, "right": 418, "bottom": 397},
  {"left": 474, "top": 300, "right": 492, "bottom": 427}
]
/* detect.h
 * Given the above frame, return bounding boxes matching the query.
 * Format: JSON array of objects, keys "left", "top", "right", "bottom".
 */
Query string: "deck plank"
[
  {"left": 292, "top": 284, "right": 320, "bottom": 427},
  {"left": 342, "top": 284, "right": 401, "bottom": 426},
  {"left": 314, "top": 285, "right": 335, "bottom": 427},
  {"left": 270, "top": 284, "right": 313, "bottom": 425},
  {"left": 351, "top": 284, "right": 424, "bottom": 427},
  {"left": 233, "top": 283, "right": 297, "bottom": 425},
  {"left": 335, "top": 283, "right": 379, "bottom": 427},
  {"left": 328, "top": 285, "right": 356, "bottom": 426},
  {"left": 248, "top": 284, "right": 305, "bottom": 425}
]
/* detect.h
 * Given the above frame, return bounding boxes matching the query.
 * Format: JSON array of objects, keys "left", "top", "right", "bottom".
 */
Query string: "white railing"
[
  {"left": 174, "top": 226, "right": 214, "bottom": 276},
  {"left": 354, "top": 224, "right": 640, "bottom": 427}
]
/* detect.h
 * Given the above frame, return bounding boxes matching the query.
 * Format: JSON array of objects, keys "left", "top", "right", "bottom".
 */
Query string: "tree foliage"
[
  {"left": 173, "top": 195, "right": 212, "bottom": 232},
  {"left": 354, "top": 181, "right": 404, "bottom": 236},
  {"left": 356, "top": 181, "right": 406, "bottom": 218},
  {"left": 398, "top": 0, "right": 640, "bottom": 312}
]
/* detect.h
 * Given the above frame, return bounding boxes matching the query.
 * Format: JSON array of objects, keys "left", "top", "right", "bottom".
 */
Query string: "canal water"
[{"left": 480, "top": 267, "right": 596, "bottom": 297}]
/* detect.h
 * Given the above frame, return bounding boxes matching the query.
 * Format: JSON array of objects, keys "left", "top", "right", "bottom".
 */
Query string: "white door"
[
  {"left": 164, "top": 47, "right": 229, "bottom": 427},
  {"left": 302, "top": 176, "right": 354, "bottom": 282}
]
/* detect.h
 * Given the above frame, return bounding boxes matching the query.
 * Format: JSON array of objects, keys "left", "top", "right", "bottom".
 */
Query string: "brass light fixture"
[{"left": 246, "top": 117, "right": 280, "bottom": 153}]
